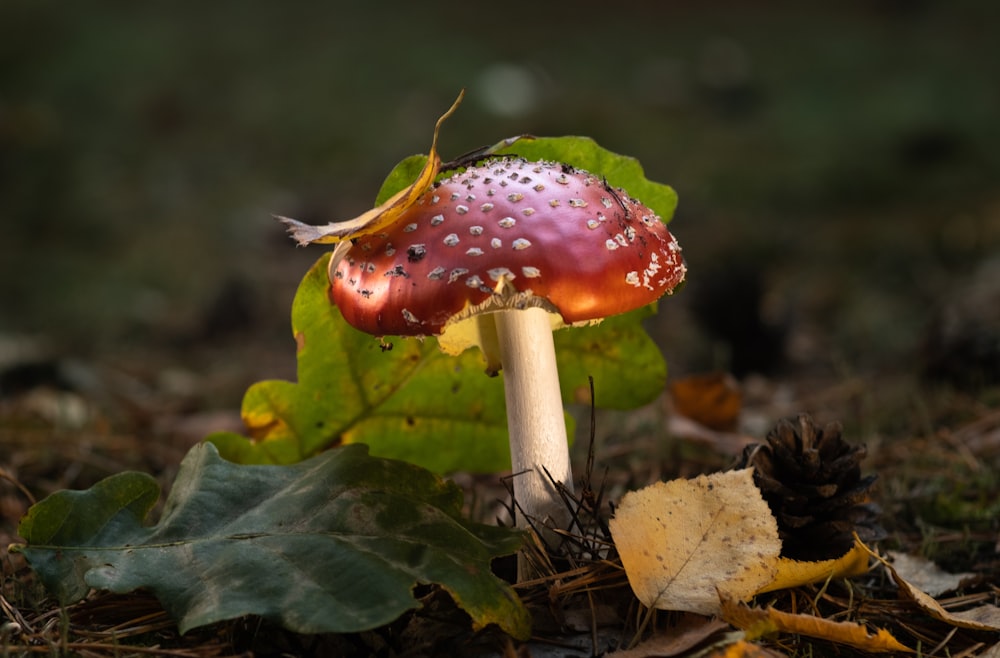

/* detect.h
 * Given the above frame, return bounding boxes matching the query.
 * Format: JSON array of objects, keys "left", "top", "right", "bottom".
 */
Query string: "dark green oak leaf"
[{"left": 13, "top": 442, "right": 530, "bottom": 638}]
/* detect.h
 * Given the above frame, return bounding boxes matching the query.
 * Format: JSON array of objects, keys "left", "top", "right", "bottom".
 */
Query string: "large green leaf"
[
  {"left": 209, "top": 253, "right": 513, "bottom": 470},
  {"left": 13, "top": 442, "right": 530, "bottom": 639},
  {"left": 552, "top": 304, "right": 666, "bottom": 408},
  {"left": 214, "top": 136, "right": 675, "bottom": 470}
]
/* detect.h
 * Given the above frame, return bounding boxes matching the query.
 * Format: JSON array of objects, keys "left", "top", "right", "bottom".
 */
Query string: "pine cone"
[{"left": 737, "top": 414, "right": 885, "bottom": 561}]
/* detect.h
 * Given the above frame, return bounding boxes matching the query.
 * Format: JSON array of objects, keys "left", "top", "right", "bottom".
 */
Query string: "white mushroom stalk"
[{"left": 494, "top": 306, "right": 573, "bottom": 530}]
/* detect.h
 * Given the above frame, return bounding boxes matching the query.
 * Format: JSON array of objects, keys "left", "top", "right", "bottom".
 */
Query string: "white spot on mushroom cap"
[
  {"left": 466, "top": 247, "right": 484, "bottom": 256},
  {"left": 507, "top": 192, "right": 523, "bottom": 202},
  {"left": 498, "top": 217, "right": 516, "bottom": 228},
  {"left": 465, "top": 275, "right": 484, "bottom": 288},
  {"left": 625, "top": 271, "right": 641, "bottom": 287},
  {"left": 488, "top": 267, "right": 514, "bottom": 281},
  {"left": 490, "top": 237, "right": 502, "bottom": 248},
  {"left": 431, "top": 214, "right": 445, "bottom": 226},
  {"left": 404, "top": 223, "right": 418, "bottom": 232},
  {"left": 512, "top": 238, "right": 532, "bottom": 250},
  {"left": 448, "top": 267, "right": 469, "bottom": 283},
  {"left": 481, "top": 202, "right": 494, "bottom": 212},
  {"left": 469, "top": 226, "right": 484, "bottom": 236},
  {"left": 606, "top": 239, "right": 619, "bottom": 251},
  {"left": 522, "top": 266, "right": 541, "bottom": 278},
  {"left": 569, "top": 198, "right": 587, "bottom": 208},
  {"left": 456, "top": 205, "right": 469, "bottom": 215},
  {"left": 443, "top": 233, "right": 460, "bottom": 246},
  {"left": 428, "top": 266, "right": 446, "bottom": 280},
  {"left": 522, "top": 208, "right": 536, "bottom": 216},
  {"left": 402, "top": 308, "right": 420, "bottom": 324}
]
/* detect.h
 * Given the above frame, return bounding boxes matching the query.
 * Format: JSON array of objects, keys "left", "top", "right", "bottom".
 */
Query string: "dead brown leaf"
[
  {"left": 887, "top": 550, "right": 977, "bottom": 597},
  {"left": 606, "top": 617, "right": 733, "bottom": 657},
  {"left": 863, "top": 543, "right": 1000, "bottom": 632},
  {"left": 670, "top": 372, "right": 743, "bottom": 432}
]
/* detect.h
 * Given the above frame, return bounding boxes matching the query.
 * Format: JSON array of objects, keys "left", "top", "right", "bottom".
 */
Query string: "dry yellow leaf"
[
  {"left": 719, "top": 593, "right": 913, "bottom": 654},
  {"left": 609, "top": 468, "right": 781, "bottom": 615},
  {"left": 276, "top": 90, "right": 464, "bottom": 247},
  {"left": 756, "top": 537, "right": 870, "bottom": 594}
]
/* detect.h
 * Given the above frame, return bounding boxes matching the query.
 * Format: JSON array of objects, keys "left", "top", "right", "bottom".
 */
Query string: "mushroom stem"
[{"left": 494, "top": 306, "right": 575, "bottom": 534}]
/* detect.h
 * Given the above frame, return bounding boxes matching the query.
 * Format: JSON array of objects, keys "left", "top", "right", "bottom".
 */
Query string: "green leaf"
[
  {"left": 375, "top": 154, "right": 427, "bottom": 206},
  {"left": 13, "top": 442, "right": 530, "bottom": 639},
  {"left": 217, "top": 135, "right": 674, "bottom": 470},
  {"left": 209, "top": 253, "right": 514, "bottom": 471},
  {"left": 378, "top": 134, "right": 678, "bottom": 224},
  {"left": 493, "top": 136, "right": 679, "bottom": 223},
  {"left": 553, "top": 305, "right": 667, "bottom": 408}
]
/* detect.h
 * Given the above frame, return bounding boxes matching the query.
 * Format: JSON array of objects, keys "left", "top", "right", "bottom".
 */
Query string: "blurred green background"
[{"left": 3, "top": 1, "right": 999, "bottom": 394}]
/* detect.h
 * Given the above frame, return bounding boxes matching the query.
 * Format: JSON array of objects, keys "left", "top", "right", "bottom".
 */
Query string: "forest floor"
[{"left": 2, "top": 197, "right": 998, "bottom": 657}]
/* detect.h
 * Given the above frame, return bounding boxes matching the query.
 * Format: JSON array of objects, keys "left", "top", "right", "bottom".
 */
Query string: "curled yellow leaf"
[
  {"left": 755, "top": 537, "right": 870, "bottom": 595},
  {"left": 720, "top": 593, "right": 913, "bottom": 654},
  {"left": 277, "top": 90, "right": 464, "bottom": 246}
]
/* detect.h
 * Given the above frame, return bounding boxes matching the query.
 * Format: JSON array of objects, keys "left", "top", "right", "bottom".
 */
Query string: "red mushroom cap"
[{"left": 330, "top": 158, "right": 685, "bottom": 345}]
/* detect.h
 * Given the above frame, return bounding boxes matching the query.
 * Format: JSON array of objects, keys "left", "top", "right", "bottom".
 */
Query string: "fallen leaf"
[
  {"left": 669, "top": 372, "right": 742, "bottom": 432},
  {"left": 756, "top": 537, "right": 870, "bottom": 594},
  {"left": 275, "top": 90, "right": 464, "bottom": 248},
  {"left": 719, "top": 593, "right": 912, "bottom": 653},
  {"left": 862, "top": 544, "right": 1000, "bottom": 632},
  {"left": 886, "top": 550, "right": 976, "bottom": 597},
  {"left": 608, "top": 615, "right": 743, "bottom": 658},
  {"left": 978, "top": 642, "right": 1000, "bottom": 658},
  {"left": 606, "top": 617, "right": 735, "bottom": 658},
  {"left": 13, "top": 442, "right": 530, "bottom": 638},
  {"left": 609, "top": 469, "right": 781, "bottom": 615}
]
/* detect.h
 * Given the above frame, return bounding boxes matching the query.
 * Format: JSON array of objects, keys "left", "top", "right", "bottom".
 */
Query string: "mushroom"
[{"left": 326, "top": 157, "right": 686, "bottom": 538}]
